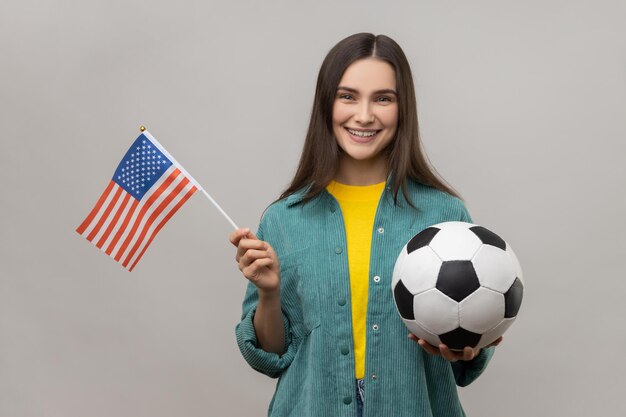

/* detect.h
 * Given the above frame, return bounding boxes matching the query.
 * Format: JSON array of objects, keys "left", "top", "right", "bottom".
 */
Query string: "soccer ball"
[{"left": 392, "top": 221, "right": 524, "bottom": 350}]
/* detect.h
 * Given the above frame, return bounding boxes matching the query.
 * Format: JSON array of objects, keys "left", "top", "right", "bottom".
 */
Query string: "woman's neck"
[{"left": 334, "top": 154, "right": 388, "bottom": 186}]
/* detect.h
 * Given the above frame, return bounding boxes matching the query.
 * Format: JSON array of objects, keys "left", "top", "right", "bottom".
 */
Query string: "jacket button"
[
  {"left": 338, "top": 298, "right": 346, "bottom": 306},
  {"left": 377, "top": 227, "right": 384, "bottom": 234},
  {"left": 343, "top": 396, "right": 352, "bottom": 405},
  {"left": 373, "top": 275, "right": 381, "bottom": 283},
  {"left": 341, "top": 346, "right": 349, "bottom": 355},
  {"left": 335, "top": 246, "right": 343, "bottom": 254}
]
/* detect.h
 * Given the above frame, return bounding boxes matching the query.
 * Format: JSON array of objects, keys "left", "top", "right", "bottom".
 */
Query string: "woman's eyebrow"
[{"left": 337, "top": 86, "right": 398, "bottom": 96}]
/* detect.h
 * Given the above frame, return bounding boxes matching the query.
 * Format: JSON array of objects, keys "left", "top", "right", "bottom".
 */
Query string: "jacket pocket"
[
  {"left": 296, "top": 263, "right": 321, "bottom": 334},
  {"left": 279, "top": 249, "right": 321, "bottom": 337}
]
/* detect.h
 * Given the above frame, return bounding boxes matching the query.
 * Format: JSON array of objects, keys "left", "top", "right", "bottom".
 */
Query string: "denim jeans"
[{"left": 356, "top": 379, "right": 365, "bottom": 417}]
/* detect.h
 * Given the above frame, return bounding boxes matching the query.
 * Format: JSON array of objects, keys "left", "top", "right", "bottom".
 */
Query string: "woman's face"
[{"left": 332, "top": 58, "right": 399, "bottom": 166}]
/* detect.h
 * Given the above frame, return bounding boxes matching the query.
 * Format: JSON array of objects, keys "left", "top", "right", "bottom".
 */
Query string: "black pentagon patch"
[
  {"left": 436, "top": 261, "right": 480, "bottom": 302},
  {"left": 439, "top": 327, "right": 482, "bottom": 350},
  {"left": 470, "top": 226, "right": 506, "bottom": 251},
  {"left": 407, "top": 227, "right": 440, "bottom": 254},
  {"left": 393, "top": 279, "right": 415, "bottom": 320},
  {"left": 504, "top": 277, "right": 524, "bottom": 318}
]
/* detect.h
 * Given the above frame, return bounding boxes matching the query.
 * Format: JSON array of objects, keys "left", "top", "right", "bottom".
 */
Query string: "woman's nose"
[{"left": 355, "top": 102, "right": 375, "bottom": 124}]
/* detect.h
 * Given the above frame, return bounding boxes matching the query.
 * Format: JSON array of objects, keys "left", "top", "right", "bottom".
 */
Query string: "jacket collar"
[
  {"left": 285, "top": 174, "right": 398, "bottom": 208},
  {"left": 285, "top": 183, "right": 314, "bottom": 207}
]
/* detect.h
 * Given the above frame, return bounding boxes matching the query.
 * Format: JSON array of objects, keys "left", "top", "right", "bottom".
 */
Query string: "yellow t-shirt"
[{"left": 326, "top": 180, "right": 385, "bottom": 379}]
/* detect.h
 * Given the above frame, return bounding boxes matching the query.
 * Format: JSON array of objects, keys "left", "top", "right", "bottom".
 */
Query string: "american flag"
[{"left": 76, "top": 130, "right": 200, "bottom": 271}]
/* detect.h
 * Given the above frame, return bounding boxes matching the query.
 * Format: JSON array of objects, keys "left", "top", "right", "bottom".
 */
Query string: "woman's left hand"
[{"left": 408, "top": 334, "right": 503, "bottom": 362}]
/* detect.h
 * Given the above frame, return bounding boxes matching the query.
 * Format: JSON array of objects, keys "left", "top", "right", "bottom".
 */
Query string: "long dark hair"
[{"left": 280, "top": 33, "right": 461, "bottom": 205}]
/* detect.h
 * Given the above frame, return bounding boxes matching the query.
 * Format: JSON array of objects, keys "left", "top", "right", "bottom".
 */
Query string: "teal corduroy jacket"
[{"left": 235, "top": 180, "right": 494, "bottom": 417}]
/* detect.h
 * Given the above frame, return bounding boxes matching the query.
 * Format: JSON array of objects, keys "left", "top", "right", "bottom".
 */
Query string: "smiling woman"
[
  {"left": 278, "top": 33, "right": 461, "bottom": 206},
  {"left": 230, "top": 33, "right": 496, "bottom": 417},
  {"left": 332, "top": 58, "right": 399, "bottom": 185}
]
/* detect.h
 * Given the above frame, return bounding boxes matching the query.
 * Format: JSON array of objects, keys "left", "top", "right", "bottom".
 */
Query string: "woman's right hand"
[{"left": 229, "top": 228, "right": 280, "bottom": 295}]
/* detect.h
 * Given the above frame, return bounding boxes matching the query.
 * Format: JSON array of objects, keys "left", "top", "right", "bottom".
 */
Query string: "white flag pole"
[
  {"left": 140, "top": 126, "right": 239, "bottom": 230},
  {"left": 200, "top": 188, "right": 239, "bottom": 230}
]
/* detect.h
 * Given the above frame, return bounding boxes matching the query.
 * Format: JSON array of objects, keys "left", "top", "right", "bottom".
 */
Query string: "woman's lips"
[{"left": 345, "top": 127, "right": 381, "bottom": 143}]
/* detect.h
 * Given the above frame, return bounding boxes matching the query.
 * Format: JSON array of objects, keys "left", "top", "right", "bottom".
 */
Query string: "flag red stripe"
[
  {"left": 76, "top": 181, "right": 116, "bottom": 235},
  {"left": 122, "top": 177, "right": 190, "bottom": 267},
  {"left": 105, "top": 199, "right": 139, "bottom": 256},
  {"left": 86, "top": 186, "right": 123, "bottom": 242},
  {"left": 96, "top": 192, "right": 131, "bottom": 249},
  {"left": 114, "top": 168, "right": 181, "bottom": 261},
  {"left": 129, "top": 185, "right": 198, "bottom": 272}
]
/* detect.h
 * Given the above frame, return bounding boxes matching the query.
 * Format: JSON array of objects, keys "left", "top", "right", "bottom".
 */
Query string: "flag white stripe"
[
  {"left": 126, "top": 181, "right": 195, "bottom": 268},
  {"left": 80, "top": 183, "right": 119, "bottom": 239},
  {"left": 108, "top": 165, "right": 178, "bottom": 257},
  {"left": 112, "top": 167, "right": 184, "bottom": 261},
  {"left": 91, "top": 186, "right": 127, "bottom": 246},
  {"left": 118, "top": 172, "right": 186, "bottom": 264},
  {"left": 98, "top": 192, "right": 134, "bottom": 252}
]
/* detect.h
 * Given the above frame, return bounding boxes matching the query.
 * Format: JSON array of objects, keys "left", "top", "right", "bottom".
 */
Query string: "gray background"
[{"left": 1, "top": 0, "right": 625, "bottom": 416}]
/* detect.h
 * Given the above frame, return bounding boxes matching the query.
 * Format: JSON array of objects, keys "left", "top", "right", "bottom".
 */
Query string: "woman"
[{"left": 230, "top": 33, "right": 500, "bottom": 417}]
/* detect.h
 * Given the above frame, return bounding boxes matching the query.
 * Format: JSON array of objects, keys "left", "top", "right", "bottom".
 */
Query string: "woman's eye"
[
  {"left": 339, "top": 93, "right": 354, "bottom": 100},
  {"left": 376, "top": 96, "right": 392, "bottom": 102}
]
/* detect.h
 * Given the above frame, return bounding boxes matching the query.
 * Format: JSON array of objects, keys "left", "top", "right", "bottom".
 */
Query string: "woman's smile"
[{"left": 344, "top": 127, "right": 382, "bottom": 143}]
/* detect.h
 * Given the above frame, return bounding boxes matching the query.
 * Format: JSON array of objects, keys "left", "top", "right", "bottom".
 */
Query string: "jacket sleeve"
[
  {"left": 451, "top": 346, "right": 495, "bottom": 387},
  {"left": 450, "top": 201, "right": 496, "bottom": 386},
  {"left": 234, "top": 218, "right": 297, "bottom": 378},
  {"left": 458, "top": 202, "right": 474, "bottom": 224}
]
